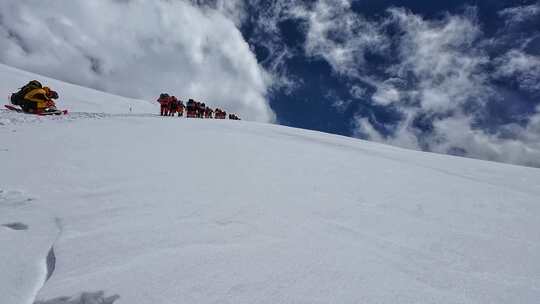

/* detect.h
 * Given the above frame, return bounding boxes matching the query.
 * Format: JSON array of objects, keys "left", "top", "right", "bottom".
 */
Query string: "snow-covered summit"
[{"left": 1, "top": 65, "right": 540, "bottom": 304}]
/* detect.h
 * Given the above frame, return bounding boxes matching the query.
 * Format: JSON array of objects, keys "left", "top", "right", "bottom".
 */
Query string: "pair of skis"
[{"left": 4, "top": 104, "right": 68, "bottom": 116}]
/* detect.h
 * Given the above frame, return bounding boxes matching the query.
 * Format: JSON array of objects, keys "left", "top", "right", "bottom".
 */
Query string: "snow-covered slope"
[
  {"left": 1, "top": 66, "right": 540, "bottom": 304},
  {"left": 0, "top": 63, "right": 157, "bottom": 114}
]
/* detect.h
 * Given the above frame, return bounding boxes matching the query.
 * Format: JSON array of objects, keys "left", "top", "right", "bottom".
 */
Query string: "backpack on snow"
[{"left": 11, "top": 80, "right": 42, "bottom": 106}]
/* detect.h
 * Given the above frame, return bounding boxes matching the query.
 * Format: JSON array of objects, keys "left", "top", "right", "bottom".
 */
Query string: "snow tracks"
[
  {"left": 0, "top": 110, "right": 110, "bottom": 126},
  {"left": 0, "top": 189, "right": 60, "bottom": 304},
  {"left": 0, "top": 189, "right": 119, "bottom": 304},
  {"left": 34, "top": 291, "right": 120, "bottom": 304}
]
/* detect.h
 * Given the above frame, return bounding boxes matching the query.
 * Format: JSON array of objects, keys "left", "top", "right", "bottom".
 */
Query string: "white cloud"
[
  {"left": 372, "top": 8, "right": 540, "bottom": 166},
  {"left": 430, "top": 112, "right": 540, "bottom": 167},
  {"left": 371, "top": 80, "right": 403, "bottom": 106},
  {"left": 353, "top": 116, "right": 385, "bottom": 142},
  {"left": 211, "top": 0, "right": 247, "bottom": 26},
  {"left": 312, "top": 4, "right": 540, "bottom": 167},
  {"left": 195, "top": 0, "right": 303, "bottom": 94},
  {"left": 0, "top": 0, "right": 274, "bottom": 121},
  {"left": 499, "top": 2, "right": 540, "bottom": 26},
  {"left": 245, "top": 1, "right": 306, "bottom": 94},
  {"left": 380, "top": 8, "right": 540, "bottom": 166},
  {"left": 494, "top": 49, "right": 540, "bottom": 95},
  {"left": 296, "top": 0, "right": 389, "bottom": 77},
  {"left": 386, "top": 7, "right": 492, "bottom": 111},
  {"left": 325, "top": 90, "right": 352, "bottom": 113},
  {"left": 349, "top": 85, "right": 366, "bottom": 99}
]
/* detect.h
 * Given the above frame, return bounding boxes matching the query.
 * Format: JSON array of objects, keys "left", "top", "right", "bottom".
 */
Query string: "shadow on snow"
[{"left": 35, "top": 291, "right": 120, "bottom": 304}]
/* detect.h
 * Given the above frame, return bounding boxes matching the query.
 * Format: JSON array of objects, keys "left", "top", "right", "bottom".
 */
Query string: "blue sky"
[
  {"left": 0, "top": 0, "right": 539, "bottom": 166},
  {"left": 235, "top": 0, "right": 540, "bottom": 166}
]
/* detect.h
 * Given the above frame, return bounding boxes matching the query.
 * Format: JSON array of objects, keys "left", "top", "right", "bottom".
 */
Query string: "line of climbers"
[
  {"left": 157, "top": 93, "right": 241, "bottom": 120},
  {"left": 6, "top": 81, "right": 242, "bottom": 120}
]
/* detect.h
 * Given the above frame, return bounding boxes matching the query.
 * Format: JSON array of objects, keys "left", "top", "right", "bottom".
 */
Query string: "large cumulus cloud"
[{"left": 0, "top": 0, "right": 274, "bottom": 121}]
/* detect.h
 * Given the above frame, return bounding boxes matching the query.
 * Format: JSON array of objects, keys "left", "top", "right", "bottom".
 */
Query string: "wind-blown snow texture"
[{"left": 1, "top": 65, "right": 540, "bottom": 304}]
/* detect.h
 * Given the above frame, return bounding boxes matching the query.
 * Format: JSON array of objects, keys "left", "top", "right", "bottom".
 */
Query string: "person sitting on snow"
[
  {"left": 22, "top": 85, "right": 57, "bottom": 113},
  {"left": 10, "top": 80, "right": 57, "bottom": 114}
]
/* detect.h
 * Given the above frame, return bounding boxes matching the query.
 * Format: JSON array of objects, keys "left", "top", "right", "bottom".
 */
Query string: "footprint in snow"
[
  {"left": 2, "top": 222, "right": 28, "bottom": 230},
  {"left": 46, "top": 247, "right": 56, "bottom": 282},
  {"left": 34, "top": 291, "right": 120, "bottom": 304}
]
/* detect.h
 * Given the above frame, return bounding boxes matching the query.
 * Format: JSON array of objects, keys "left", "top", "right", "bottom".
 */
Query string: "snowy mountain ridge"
[{"left": 1, "top": 64, "right": 540, "bottom": 304}]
